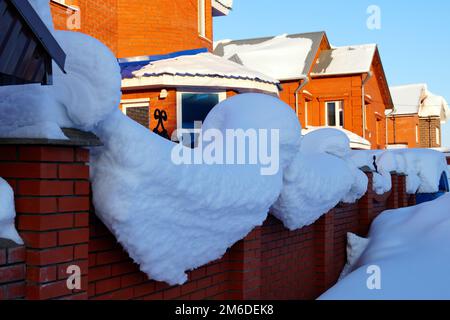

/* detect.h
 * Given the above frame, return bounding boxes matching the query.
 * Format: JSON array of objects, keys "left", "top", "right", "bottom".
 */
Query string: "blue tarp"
[{"left": 118, "top": 48, "right": 209, "bottom": 79}]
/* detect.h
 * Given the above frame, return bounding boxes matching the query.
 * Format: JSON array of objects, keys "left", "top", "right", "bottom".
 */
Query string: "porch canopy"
[{"left": 119, "top": 49, "right": 279, "bottom": 95}]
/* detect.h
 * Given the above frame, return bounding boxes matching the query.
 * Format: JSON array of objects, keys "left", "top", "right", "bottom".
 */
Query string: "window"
[
  {"left": 416, "top": 125, "right": 419, "bottom": 143},
  {"left": 121, "top": 98, "right": 150, "bottom": 128},
  {"left": 177, "top": 91, "right": 226, "bottom": 146},
  {"left": 436, "top": 127, "right": 441, "bottom": 146},
  {"left": 325, "top": 101, "right": 344, "bottom": 127},
  {"left": 198, "top": 0, "right": 206, "bottom": 37}
]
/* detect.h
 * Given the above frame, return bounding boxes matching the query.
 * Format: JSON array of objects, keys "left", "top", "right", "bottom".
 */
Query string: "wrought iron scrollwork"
[{"left": 153, "top": 109, "right": 170, "bottom": 139}]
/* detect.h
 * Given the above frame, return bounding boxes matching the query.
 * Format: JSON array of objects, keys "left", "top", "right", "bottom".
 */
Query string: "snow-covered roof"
[
  {"left": 121, "top": 52, "right": 280, "bottom": 94},
  {"left": 389, "top": 84, "right": 450, "bottom": 122},
  {"left": 212, "top": 0, "right": 233, "bottom": 16},
  {"left": 214, "top": 32, "right": 326, "bottom": 81},
  {"left": 302, "top": 126, "right": 371, "bottom": 150},
  {"left": 311, "top": 44, "right": 377, "bottom": 77}
]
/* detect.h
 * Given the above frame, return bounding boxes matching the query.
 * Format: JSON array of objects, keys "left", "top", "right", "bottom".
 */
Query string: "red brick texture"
[
  {"left": 0, "top": 144, "right": 414, "bottom": 300},
  {"left": 0, "top": 145, "right": 90, "bottom": 300}
]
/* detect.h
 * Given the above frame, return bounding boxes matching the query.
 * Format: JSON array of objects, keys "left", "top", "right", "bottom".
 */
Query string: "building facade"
[{"left": 387, "top": 84, "right": 450, "bottom": 148}]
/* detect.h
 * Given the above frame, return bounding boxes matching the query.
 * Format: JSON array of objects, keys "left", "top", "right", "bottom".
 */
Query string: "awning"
[{"left": 120, "top": 51, "right": 280, "bottom": 94}]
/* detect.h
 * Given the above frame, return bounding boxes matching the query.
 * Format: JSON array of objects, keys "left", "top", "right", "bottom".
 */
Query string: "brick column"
[
  {"left": 397, "top": 174, "right": 408, "bottom": 208},
  {"left": 387, "top": 173, "right": 399, "bottom": 209},
  {"left": 0, "top": 240, "right": 26, "bottom": 300},
  {"left": 0, "top": 133, "right": 99, "bottom": 300},
  {"left": 314, "top": 211, "right": 335, "bottom": 296},
  {"left": 358, "top": 172, "right": 374, "bottom": 236},
  {"left": 227, "top": 228, "right": 262, "bottom": 300}
]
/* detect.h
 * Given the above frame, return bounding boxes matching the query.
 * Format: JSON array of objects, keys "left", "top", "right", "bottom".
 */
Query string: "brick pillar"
[
  {"left": 397, "top": 175, "right": 408, "bottom": 208},
  {"left": 227, "top": 228, "right": 262, "bottom": 300},
  {"left": 358, "top": 172, "right": 374, "bottom": 236},
  {"left": 387, "top": 173, "right": 399, "bottom": 209},
  {"left": 314, "top": 211, "right": 335, "bottom": 296},
  {"left": 0, "top": 136, "right": 98, "bottom": 300}
]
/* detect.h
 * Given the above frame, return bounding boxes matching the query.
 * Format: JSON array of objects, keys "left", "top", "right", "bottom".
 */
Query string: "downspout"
[
  {"left": 295, "top": 76, "right": 310, "bottom": 120},
  {"left": 362, "top": 71, "right": 373, "bottom": 139},
  {"left": 385, "top": 109, "right": 395, "bottom": 148}
]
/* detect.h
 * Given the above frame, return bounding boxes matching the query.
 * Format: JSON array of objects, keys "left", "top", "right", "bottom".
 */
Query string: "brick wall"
[
  {"left": 0, "top": 241, "right": 26, "bottom": 300},
  {"left": 51, "top": 0, "right": 214, "bottom": 58},
  {"left": 0, "top": 145, "right": 90, "bottom": 300},
  {"left": 0, "top": 144, "right": 414, "bottom": 300},
  {"left": 419, "top": 117, "right": 442, "bottom": 148}
]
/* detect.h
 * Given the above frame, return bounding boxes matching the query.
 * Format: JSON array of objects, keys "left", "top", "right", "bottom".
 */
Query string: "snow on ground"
[
  {"left": 320, "top": 193, "right": 450, "bottom": 300},
  {"left": 0, "top": 179, "right": 23, "bottom": 245}
]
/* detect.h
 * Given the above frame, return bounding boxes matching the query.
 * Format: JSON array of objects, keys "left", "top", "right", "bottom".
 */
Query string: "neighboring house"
[
  {"left": 49, "top": 0, "right": 277, "bottom": 141},
  {"left": 214, "top": 32, "right": 394, "bottom": 150},
  {"left": 387, "top": 84, "right": 450, "bottom": 148},
  {"left": 0, "top": 0, "right": 65, "bottom": 85}
]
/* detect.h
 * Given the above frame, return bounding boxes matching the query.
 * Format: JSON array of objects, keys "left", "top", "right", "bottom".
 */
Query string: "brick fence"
[{"left": 0, "top": 140, "right": 413, "bottom": 300}]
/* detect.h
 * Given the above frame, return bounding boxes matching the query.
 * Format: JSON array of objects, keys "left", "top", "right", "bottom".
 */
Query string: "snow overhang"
[
  {"left": 302, "top": 126, "right": 371, "bottom": 150},
  {"left": 212, "top": 0, "right": 233, "bottom": 16},
  {"left": 121, "top": 52, "right": 279, "bottom": 94}
]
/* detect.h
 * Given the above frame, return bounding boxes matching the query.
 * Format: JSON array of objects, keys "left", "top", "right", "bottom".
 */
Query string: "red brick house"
[
  {"left": 387, "top": 84, "right": 450, "bottom": 148},
  {"left": 214, "top": 32, "right": 394, "bottom": 150}
]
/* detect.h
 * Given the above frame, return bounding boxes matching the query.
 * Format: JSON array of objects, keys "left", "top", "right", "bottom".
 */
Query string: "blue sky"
[{"left": 214, "top": 0, "right": 450, "bottom": 147}]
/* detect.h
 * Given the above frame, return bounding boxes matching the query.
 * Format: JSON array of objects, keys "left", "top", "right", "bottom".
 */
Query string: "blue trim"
[{"left": 119, "top": 48, "right": 209, "bottom": 79}]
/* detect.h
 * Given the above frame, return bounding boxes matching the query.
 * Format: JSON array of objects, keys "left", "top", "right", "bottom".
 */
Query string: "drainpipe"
[
  {"left": 295, "top": 76, "right": 310, "bottom": 120},
  {"left": 362, "top": 72, "right": 373, "bottom": 139},
  {"left": 385, "top": 108, "right": 395, "bottom": 148}
]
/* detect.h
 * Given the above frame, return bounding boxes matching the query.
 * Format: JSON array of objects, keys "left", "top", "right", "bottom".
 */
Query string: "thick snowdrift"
[
  {"left": 320, "top": 193, "right": 450, "bottom": 300},
  {"left": 272, "top": 129, "right": 368, "bottom": 230},
  {"left": 0, "top": 178, "right": 23, "bottom": 245},
  {"left": 349, "top": 149, "right": 448, "bottom": 195}
]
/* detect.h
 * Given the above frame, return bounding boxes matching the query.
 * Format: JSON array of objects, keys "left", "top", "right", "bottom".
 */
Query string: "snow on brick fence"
[{"left": 0, "top": 141, "right": 414, "bottom": 300}]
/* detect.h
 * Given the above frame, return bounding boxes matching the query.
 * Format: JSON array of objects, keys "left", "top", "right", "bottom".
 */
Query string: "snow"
[
  {"left": 220, "top": 34, "right": 313, "bottom": 81},
  {"left": 339, "top": 233, "right": 369, "bottom": 281},
  {"left": 320, "top": 193, "right": 450, "bottom": 300},
  {"left": 302, "top": 126, "right": 371, "bottom": 150},
  {"left": 2, "top": 1, "right": 446, "bottom": 286},
  {"left": 420, "top": 91, "right": 450, "bottom": 122},
  {"left": 126, "top": 52, "right": 279, "bottom": 94},
  {"left": 349, "top": 149, "right": 448, "bottom": 195},
  {"left": 0, "top": 178, "right": 23, "bottom": 245},
  {"left": 311, "top": 44, "right": 376, "bottom": 76},
  {"left": 271, "top": 128, "right": 368, "bottom": 230},
  {"left": 0, "top": 1, "right": 122, "bottom": 139},
  {"left": 92, "top": 94, "right": 302, "bottom": 285}
]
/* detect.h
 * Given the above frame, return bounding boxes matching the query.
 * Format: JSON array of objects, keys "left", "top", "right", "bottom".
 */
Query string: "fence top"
[{"left": 0, "top": 128, "right": 102, "bottom": 147}]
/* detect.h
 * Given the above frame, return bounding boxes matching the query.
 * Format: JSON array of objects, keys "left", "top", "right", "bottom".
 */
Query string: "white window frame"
[
  {"left": 176, "top": 90, "right": 226, "bottom": 131},
  {"left": 325, "top": 101, "right": 344, "bottom": 127},
  {"left": 198, "top": 0, "right": 206, "bottom": 38},
  {"left": 121, "top": 98, "right": 150, "bottom": 116}
]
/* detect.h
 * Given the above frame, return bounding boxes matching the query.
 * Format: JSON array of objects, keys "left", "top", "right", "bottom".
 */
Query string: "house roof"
[
  {"left": 311, "top": 44, "right": 377, "bottom": 77},
  {"left": 389, "top": 84, "right": 450, "bottom": 122},
  {"left": 8, "top": 0, "right": 66, "bottom": 73},
  {"left": 120, "top": 50, "right": 280, "bottom": 94},
  {"left": 214, "top": 32, "right": 327, "bottom": 81}
]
